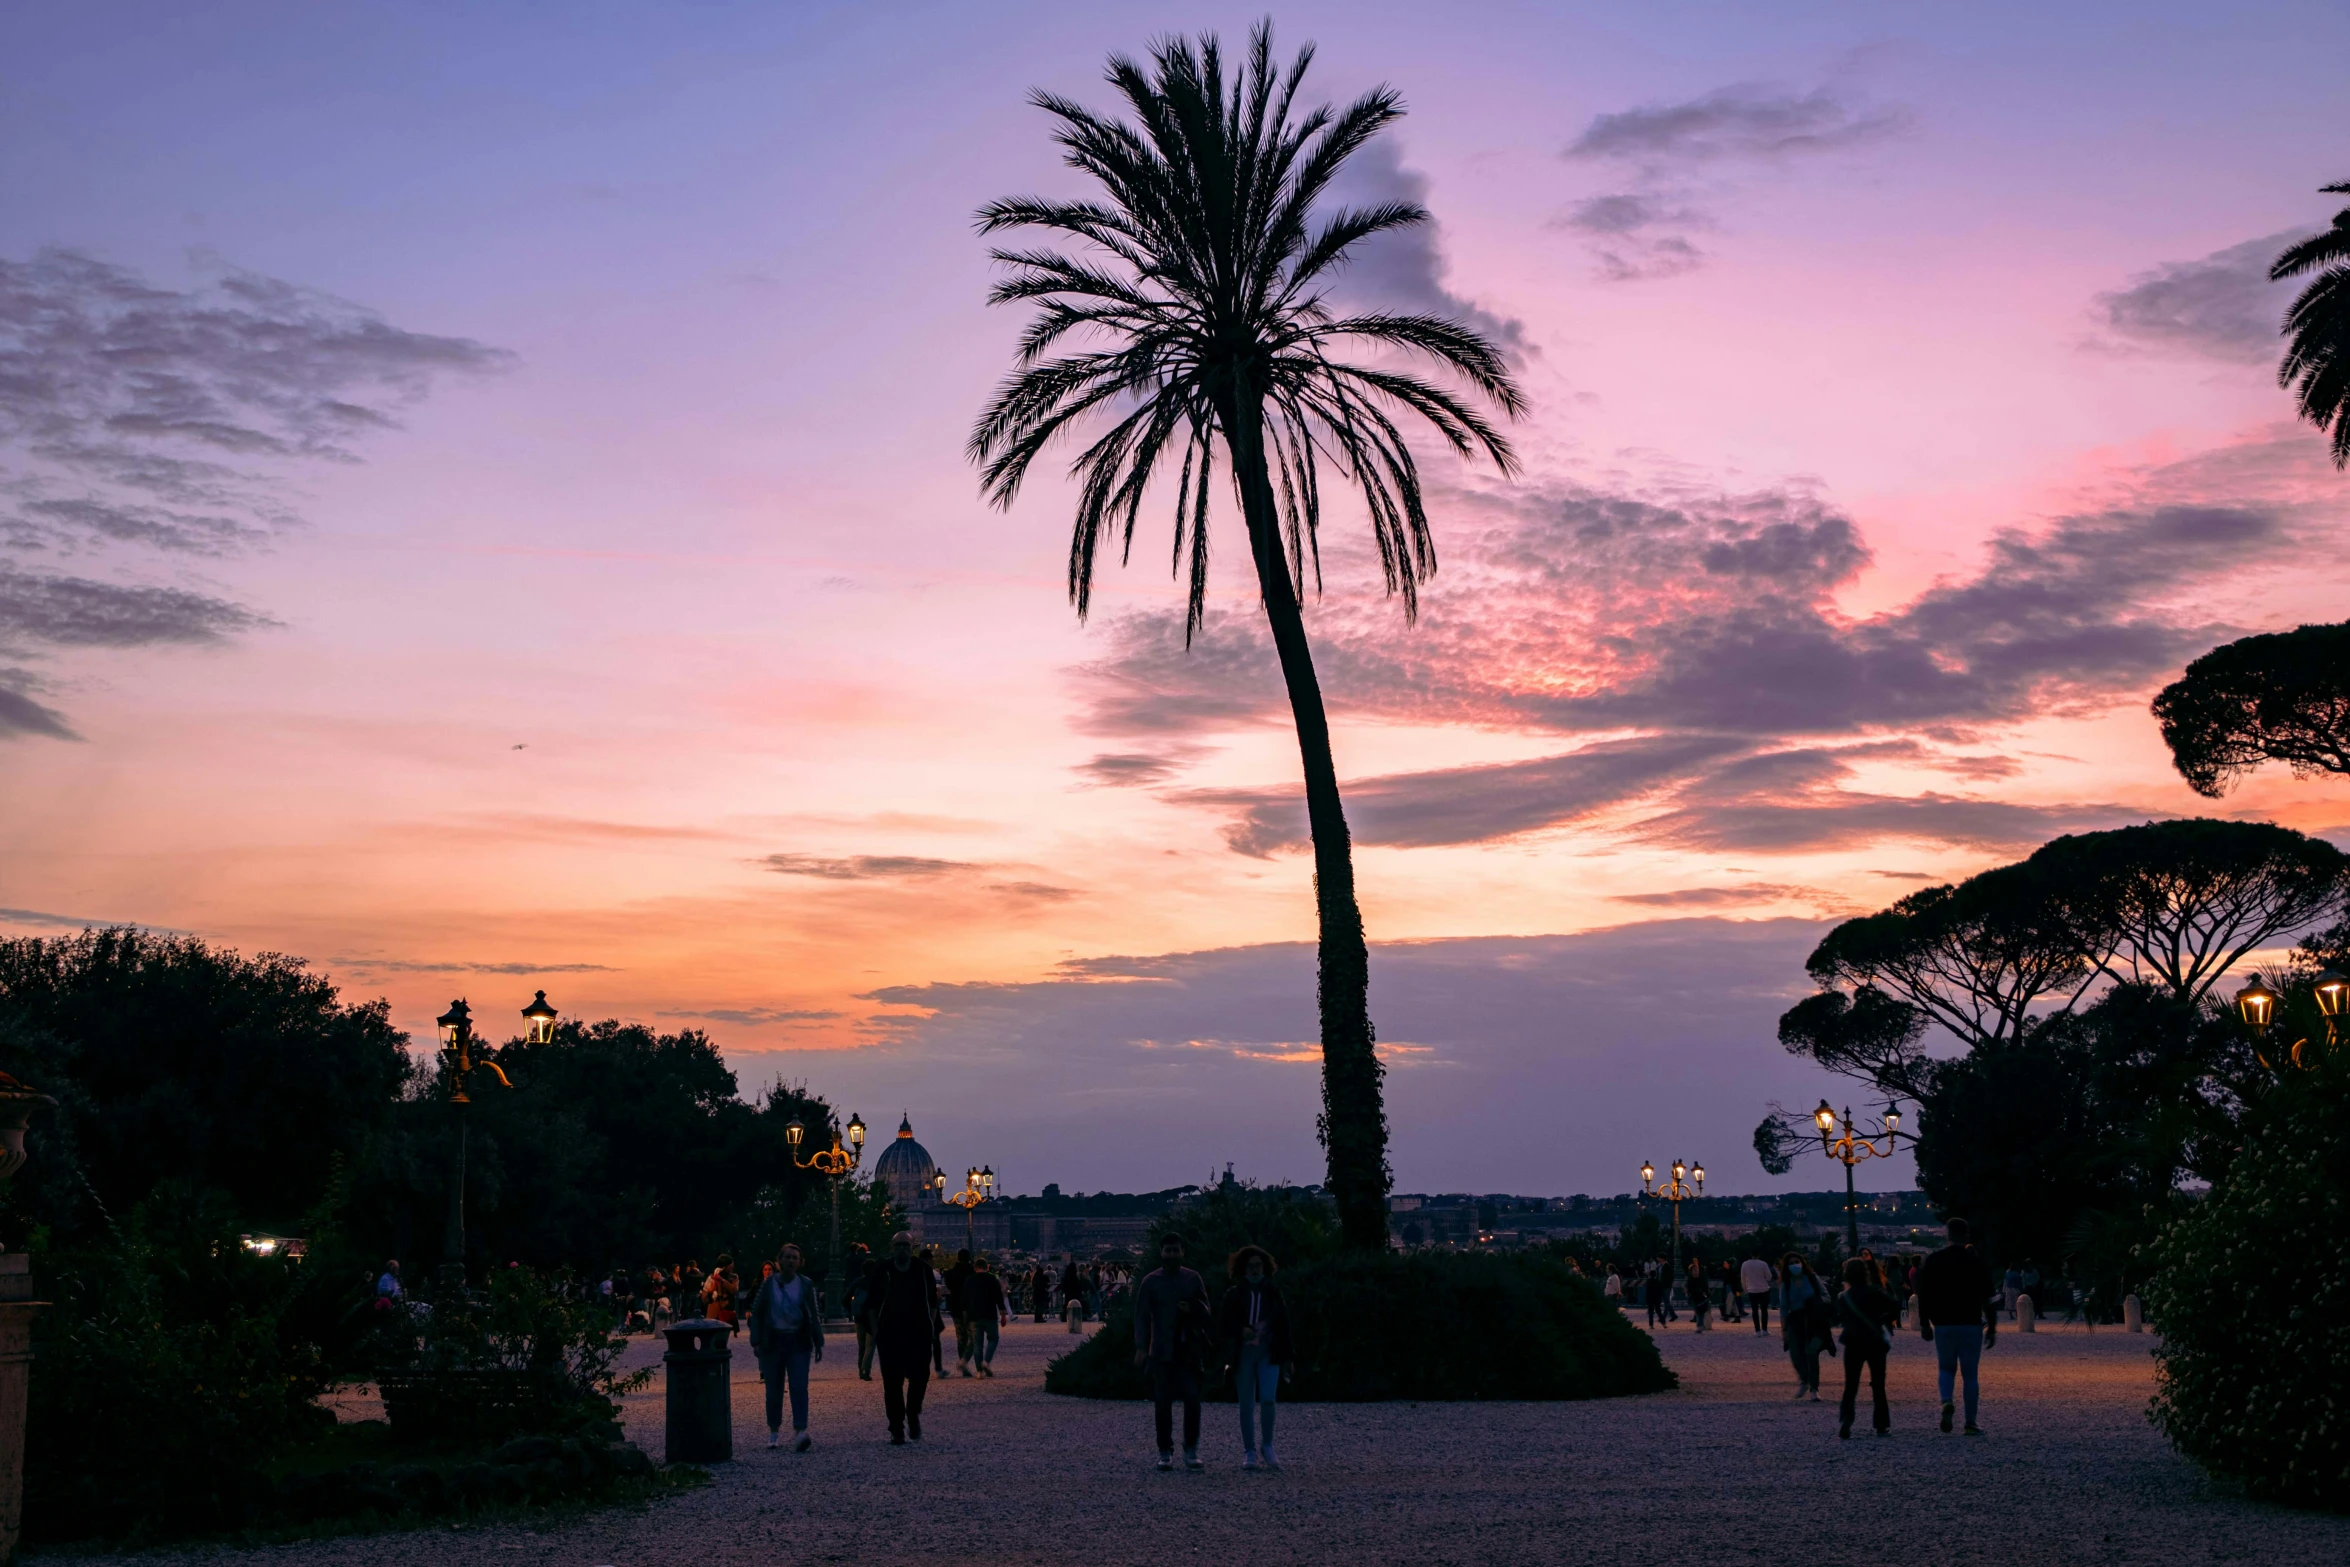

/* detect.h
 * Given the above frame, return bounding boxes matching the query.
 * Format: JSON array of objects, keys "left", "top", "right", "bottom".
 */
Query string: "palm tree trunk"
[{"left": 1222, "top": 379, "right": 1391, "bottom": 1252}]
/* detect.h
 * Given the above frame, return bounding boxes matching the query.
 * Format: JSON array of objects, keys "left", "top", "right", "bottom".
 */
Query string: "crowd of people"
[{"left": 1597, "top": 1219, "right": 2004, "bottom": 1439}]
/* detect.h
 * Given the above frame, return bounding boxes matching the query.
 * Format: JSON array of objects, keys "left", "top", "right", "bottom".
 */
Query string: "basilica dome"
[{"left": 872, "top": 1113, "right": 939, "bottom": 1212}]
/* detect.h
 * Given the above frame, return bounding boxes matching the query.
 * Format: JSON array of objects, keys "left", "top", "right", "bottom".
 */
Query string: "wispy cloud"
[
  {"left": 333, "top": 958, "right": 618, "bottom": 975},
  {"left": 659, "top": 1006, "right": 843, "bottom": 1026},
  {"left": 759, "top": 853, "right": 971, "bottom": 880},
  {"left": 2092, "top": 231, "right": 2297, "bottom": 362},
  {"left": 0, "top": 248, "right": 507, "bottom": 738},
  {"left": 1560, "top": 79, "right": 1911, "bottom": 280}
]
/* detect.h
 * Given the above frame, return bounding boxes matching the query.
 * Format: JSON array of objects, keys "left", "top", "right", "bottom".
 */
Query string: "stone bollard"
[
  {"left": 2124, "top": 1293, "right": 2144, "bottom": 1333},
  {"left": 662, "top": 1318, "right": 734, "bottom": 1464},
  {"left": 2016, "top": 1293, "right": 2036, "bottom": 1333},
  {"left": 1900, "top": 1298, "right": 1915, "bottom": 1329},
  {"left": 1066, "top": 1300, "right": 1082, "bottom": 1334}
]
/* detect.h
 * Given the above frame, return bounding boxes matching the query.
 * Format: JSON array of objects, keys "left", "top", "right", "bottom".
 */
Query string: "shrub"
[
  {"left": 2146, "top": 1052, "right": 2350, "bottom": 1510},
  {"left": 26, "top": 1189, "right": 336, "bottom": 1542},
  {"left": 371, "top": 1265, "right": 650, "bottom": 1442},
  {"left": 1047, "top": 1250, "right": 1674, "bottom": 1401}
]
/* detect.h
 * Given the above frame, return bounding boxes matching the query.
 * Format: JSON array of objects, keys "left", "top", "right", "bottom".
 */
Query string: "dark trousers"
[
  {"left": 1748, "top": 1293, "right": 1771, "bottom": 1332},
  {"left": 879, "top": 1343, "right": 930, "bottom": 1436},
  {"left": 1150, "top": 1360, "right": 1201, "bottom": 1453},
  {"left": 1840, "top": 1343, "right": 1889, "bottom": 1431}
]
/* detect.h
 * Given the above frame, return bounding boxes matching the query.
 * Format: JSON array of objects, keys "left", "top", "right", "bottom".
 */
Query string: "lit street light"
[
  {"left": 1811, "top": 1101, "right": 1904, "bottom": 1255},
  {"left": 784, "top": 1111, "right": 867, "bottom": 1318},
  {"left": 437, "top": 995, "right": 526, "bottom": 1290},
  {"left": 940, "top": 1164, "right": 996, "bottom": 1252},
  {"left": 1639, "top": 1157, "right": 1704, "bottom": 1290}
]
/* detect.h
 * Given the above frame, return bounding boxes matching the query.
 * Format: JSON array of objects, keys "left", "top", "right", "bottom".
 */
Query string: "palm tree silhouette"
[
  {"left": 2274, "top": 182, "right": 2350, "bottom": 466},
  {"left": 969, "top": 23, "right": 1524, "bottom": 1249}
]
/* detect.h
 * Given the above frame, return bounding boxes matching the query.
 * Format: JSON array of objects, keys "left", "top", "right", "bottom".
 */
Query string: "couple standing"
[{"left": 1131, "top": 1234, "right": 1292, "bottom": 1472}]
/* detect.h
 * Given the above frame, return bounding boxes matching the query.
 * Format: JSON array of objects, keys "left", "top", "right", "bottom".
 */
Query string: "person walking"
[
  {"left": 927, "top": 1247, "right": 949, "bottom": 1376},
  {"left": 1781, "top": 1253, "right": 1831, "bottom": 1400},
  {"left": 964, "top": 1254, "right": 1009, "bottom": 1375},
  {"left": 1643, "top": 1266, "right": 1667, "bottom": 1329},
  {"left": 845, "top": 1243, "right": 876, "bottom": 1380},
  {"left": 867, "top": 1231, "right": 941, "bottom": 1445},
  {"left": 1132, "top": 1234, "right": 1211, "bottom": 1471},
  {"left": 1686, "top": 1259, "right": 1712, "bottom": 1332},
  {"left": 1217, "top": 1245, "right": 1293, "bottom": 1471},
  {"left": 1721, "top": 1260, "right": 1744, "bottom": 1323},
  {"left": 1834, "top": 1256, "right": 1898, "bottom": 1439},
  {"left": 1917, "top": 1218, "right": 1999, "bottom": 1436},
  {"left": 946, "top": 1248, "right": 977, "bottom": 1376},
  {"left": 748, "top": 1243, "right": 825, "bottom": 1451},
  {"left": 1740, "top": 1252, "right": 1775, "bottom": 1334},
  {"left": 1032, "top": 1260, "right": 1052, "bottom": 1323},
  {"left": 1603, "top": 1265, "right": 1623, "bottom": 1308}
]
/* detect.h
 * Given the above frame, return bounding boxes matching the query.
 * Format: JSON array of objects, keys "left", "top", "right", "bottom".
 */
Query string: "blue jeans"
[
  {"left": 973, "top": 1318, "right": 1000, "bottom": 1367},
  {"left": 760, "top": 1344, "right": 811, "bottom": 1432},
  {"left": 1236, "top": 1344, "right": 1279, "bottom": 1454},
  {"left": 1934, "top": 1325, "right": 1983, "bottom": 1426}
]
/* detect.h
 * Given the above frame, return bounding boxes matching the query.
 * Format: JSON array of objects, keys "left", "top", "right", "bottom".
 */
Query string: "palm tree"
[
  {"left": 2274, "top": 181, "right": 2350, "bottom": 466},
  {"left": 968, "top": 24, "right": 1524, "bottom": 1250}
]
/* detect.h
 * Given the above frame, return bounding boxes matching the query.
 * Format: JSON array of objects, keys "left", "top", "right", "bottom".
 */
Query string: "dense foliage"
[
  {"left": 2153, "top": 620, "right": 2350, "bottom": 796},
  {"left": 2147, "top": 1051, "right": 2350, "bottom": 1510},
  {"left": 2267, "top": 183, "right": 2350, "bottom": 468},
  {"left": 1047, "top": 1250, "right": 1673, "bottom": 1402}
]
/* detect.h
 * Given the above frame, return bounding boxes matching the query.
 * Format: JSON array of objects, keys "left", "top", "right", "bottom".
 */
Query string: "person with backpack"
[
  {"left": 747, "top": 1243, "right": 824, "bottom": 1451},
  {"left": 867, "top": 1231, "right": 941, "bottom": 1444},
  {"left": 1834, "top": 1256, "right": 1899, "bottom": 1438},
  {"left": 945, "top": 1248, "right": 977, "bottom": 1375},
  {"left": 1217, "top": 1245, "right": 1293, "bottom": 1471},
  {"left": 1132, "top": 1233, "right": 1212, "bottom": 1471},
  {"left": 1917, "top": 1217, "right": 1999, "bottom": 1436}
]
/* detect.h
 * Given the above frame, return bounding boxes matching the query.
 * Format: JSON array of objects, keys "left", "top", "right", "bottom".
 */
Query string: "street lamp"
[
  {"left": 1639, "top": 1156, "right": 1704, "bottom": 1293},
  {"left": 437, "top": 997, "right": 521, "bottom": 1290},
  {"left": 2233, "top": 973, "right": 2313, "bottom": 1069},
  {"left": 784, "top": 1111, "right": 866, "bottom": 1318},
  {"left": 1811, "top": 1101, "right": 1904, "bottom": 1255},
  {"left": 521, "top": 990, "right": 560, "bottom": 1045},
  {"left": 942, "top": 1164, "right": 996, "bottom": 1252}
]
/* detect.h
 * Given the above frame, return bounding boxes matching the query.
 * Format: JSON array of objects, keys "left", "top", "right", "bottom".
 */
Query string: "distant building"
[{"left": 871, "top": 1113, "right": 1010, "bottom": 1251}]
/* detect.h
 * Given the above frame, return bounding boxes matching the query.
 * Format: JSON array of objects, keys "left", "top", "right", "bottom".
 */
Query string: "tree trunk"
[{"left": 1220, "top": 378, "right": 1391, "bottom": 1251}]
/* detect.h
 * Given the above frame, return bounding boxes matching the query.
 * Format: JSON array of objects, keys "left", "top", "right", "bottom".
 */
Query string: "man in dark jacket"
[
  {"left": 1132, "top": 1234, "right": 1211, "bottom": 1471},
  {"left": 945, "top": 1248, "right": 977, "bottom": 1376},
  {"left": 746, "top": 1244, "right": 824, "bottom": 1451},
  {"left": 867, "top": 1231, "right": 940, "bottom": 1445},
  {"left": 1916, "top": 1217, "right": 1999, "bottom": 1436}
]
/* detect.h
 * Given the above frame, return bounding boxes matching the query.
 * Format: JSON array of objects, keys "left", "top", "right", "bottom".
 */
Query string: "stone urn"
[{"left": 0, "top": 1072, "right": 53, "bottom": 1189}]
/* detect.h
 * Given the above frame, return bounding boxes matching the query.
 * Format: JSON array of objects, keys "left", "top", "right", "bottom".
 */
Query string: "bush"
[
  {"left": 371, "top": 1266, "right": 650, "bottom": 1442},
  {"left": 1046, "top": 1250, "right": 1674, "bottom": 1401},
  {"left": 2146, "top": 1052, "right": 2350, "bottom": 1510},
  {"left": 26, "top": 1189, "right": 337, "bottom": 1542}
]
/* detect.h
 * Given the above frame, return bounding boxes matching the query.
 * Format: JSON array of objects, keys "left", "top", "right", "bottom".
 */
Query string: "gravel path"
[{"left": 55, "top": 1316, "right": 2347, "bottom": 1566}]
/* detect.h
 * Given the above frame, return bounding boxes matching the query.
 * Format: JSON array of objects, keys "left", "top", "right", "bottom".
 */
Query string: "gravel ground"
[{"left": 54, "top": 1315, "right": 2348, "bottom": 1566}]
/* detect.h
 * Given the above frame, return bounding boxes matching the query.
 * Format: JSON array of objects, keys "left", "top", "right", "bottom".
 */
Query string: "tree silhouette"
[
  {"left": 969, "top": 24, "right": 1523, "bottom": 1248},
  {"left": 2153, "top": 621, "right": 2350, "bottom": 797},
  {"left": 2273, "top": 182, "right": 2350, "bottom": 466}
]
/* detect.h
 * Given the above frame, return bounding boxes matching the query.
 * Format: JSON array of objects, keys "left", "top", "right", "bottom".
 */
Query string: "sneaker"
[
  {"left": 1183, "top": 1449, "right": 1203, "bottom": 1472},
  {"left": 1157, "top": 1451, "right": 1174, "bottom": 1471},
  {"left": 890, "top": 1432, "right": 906, "bottom": 1446},
  {"left": 766, "top": 1430, "right": 782, "bottom": 1449},
  {"left": 794, "top": 1434, "right": 812, "bottom": 1453},
  {"left": 1963, "top": 1425, "right": 1984, "bottom": 1437},
  {"left": 1940, "top": 1402, "right": 1955, "bottom": 1434},
  {"left": 1792, "top": 1386, "right": 1809, "bottom": 1400},
  {"left": 1874, "top": 1429, "right": 1891, "bottom": 1438},
  {"left": 908, "top": 1416, "right": 923, "bottom": 1442},
  {"left": 1837, "top": 1424, "right": 1850, "bottom": 1441},
  {"left": 1242, "top": 1452, "right": 1259, "bottom": 1471},
  {"left": 1261, "top": 1446, "right": 1280, "bottom": 1470},
  {"left": 959, "top": 1364, "right": 974, "bottom": 1378}
]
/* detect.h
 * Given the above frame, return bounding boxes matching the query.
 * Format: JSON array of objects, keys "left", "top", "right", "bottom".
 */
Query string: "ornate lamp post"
[
  {"left": 0, "top": 1072, "right": 55, "bottom": 1567},
  {"left": 784, "top": 1111, "right": 866, "bottom": 1318},
  {"left": 941, "top": 1164, "right": 996, "bottom": 1252},
  {"left": 437, "top": 996, "right": 524, "bottom": 1291},
  {"left": 1811, "top": 1100, "right": 1904, "bottom": 1255},
  {"left": 1639, "top": 1157, "right": 1703, "bottom": 1287}
]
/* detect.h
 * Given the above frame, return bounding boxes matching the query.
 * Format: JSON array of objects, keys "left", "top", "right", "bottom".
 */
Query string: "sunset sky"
[{"left": 4, "top": 1, "right": 2347, "bottom": 1197}]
